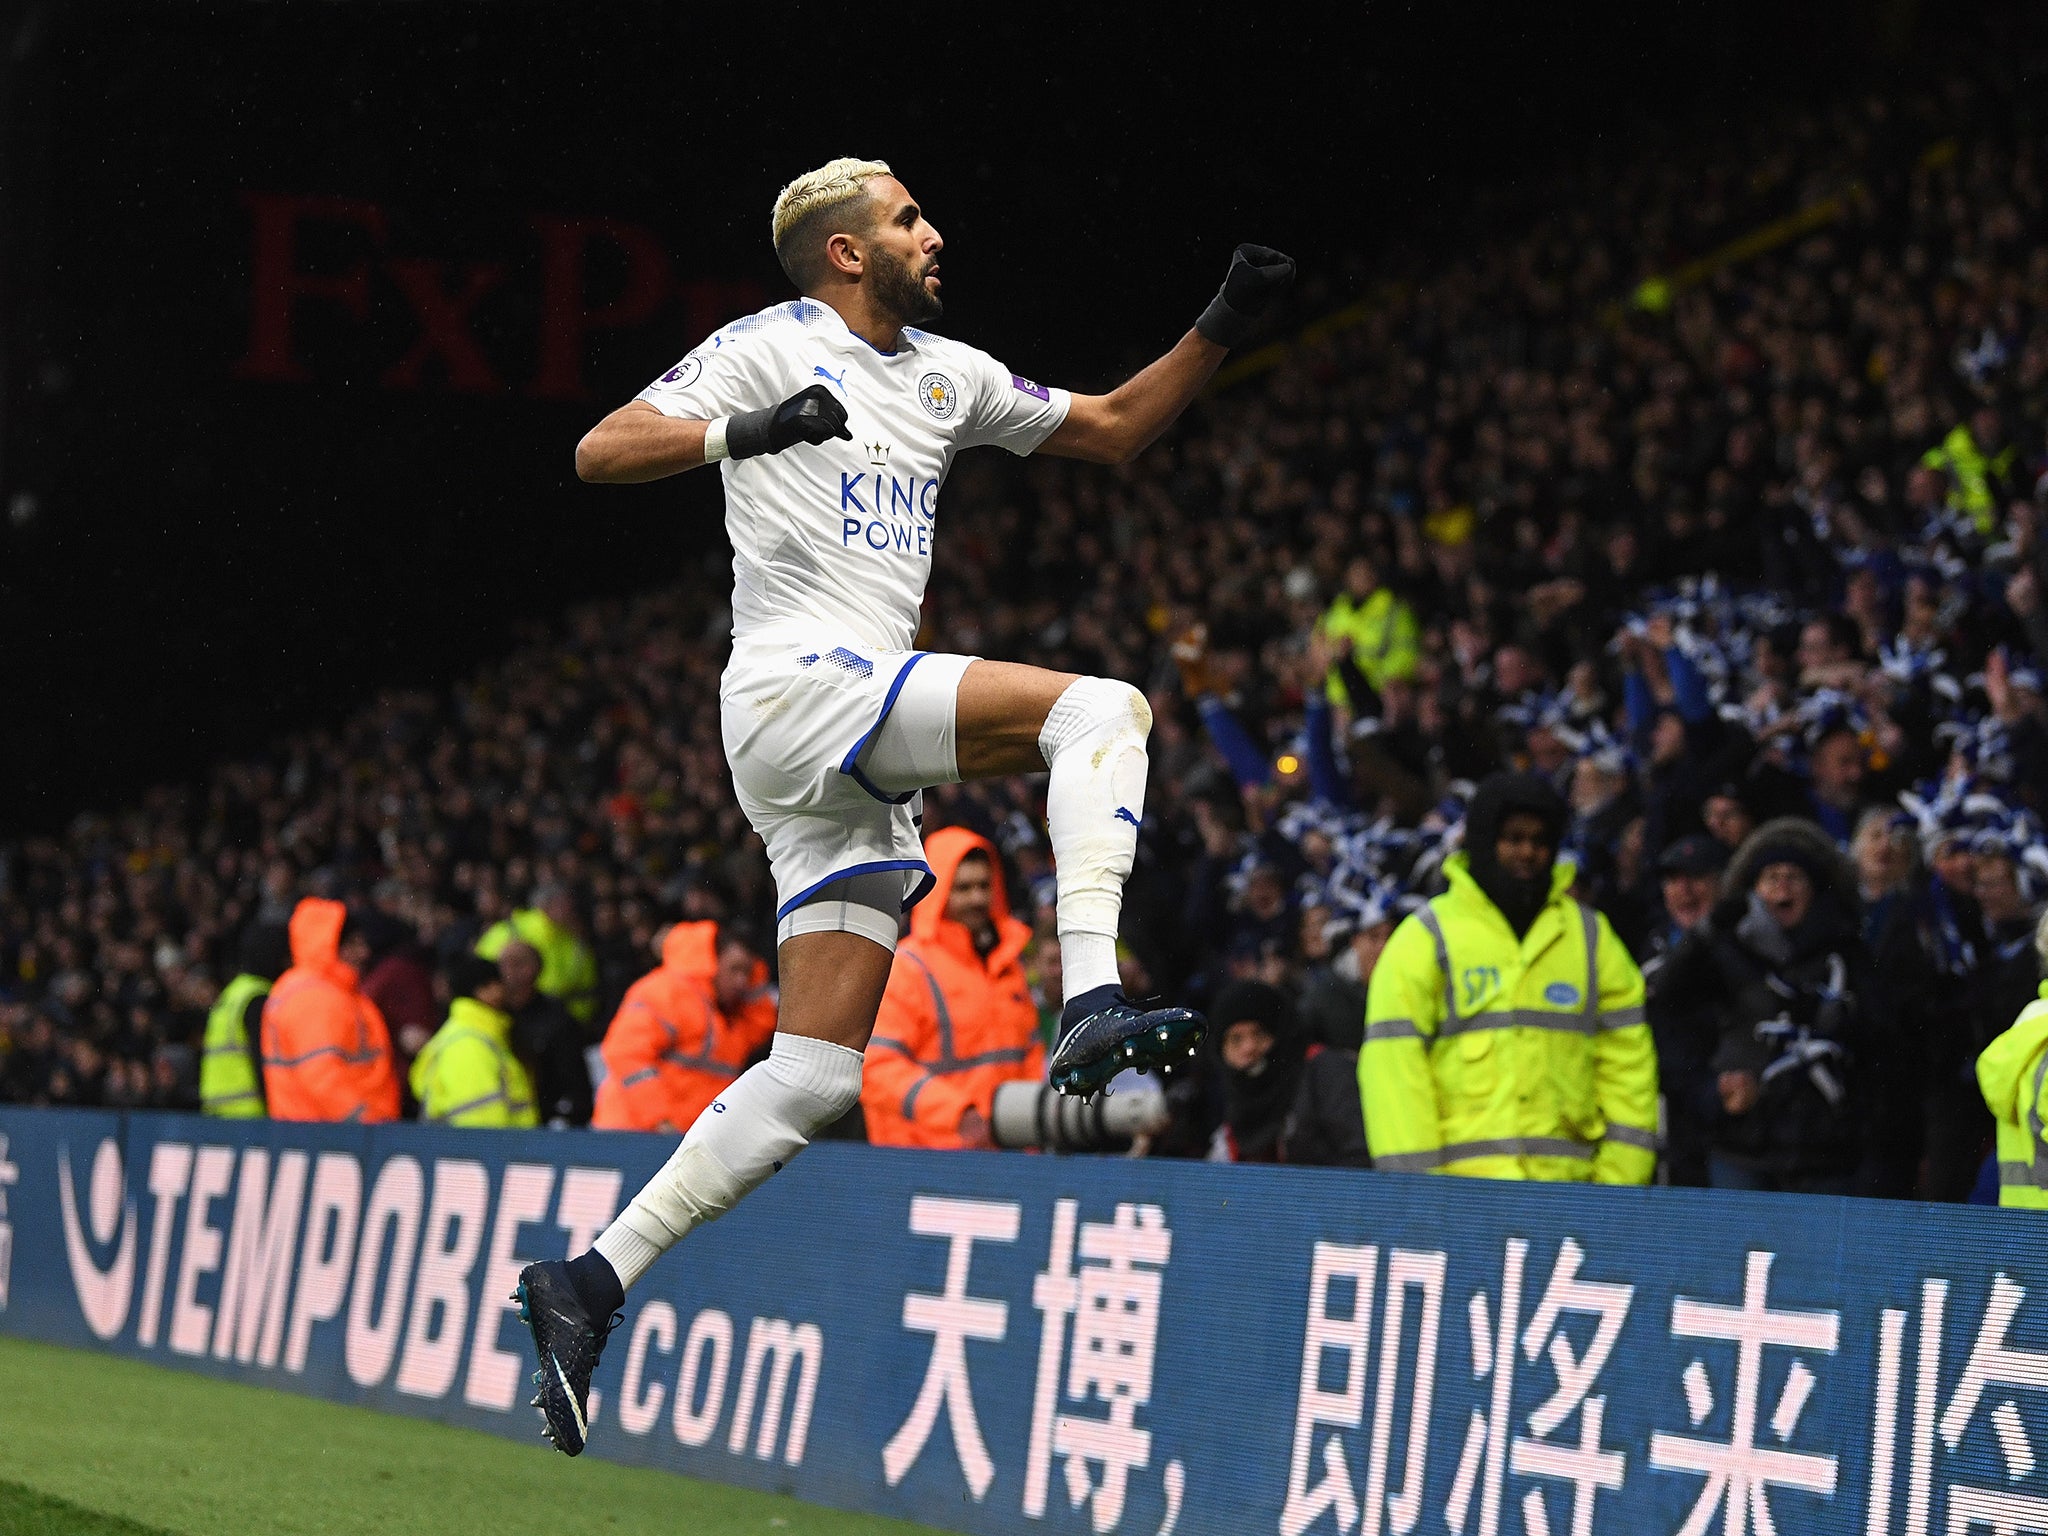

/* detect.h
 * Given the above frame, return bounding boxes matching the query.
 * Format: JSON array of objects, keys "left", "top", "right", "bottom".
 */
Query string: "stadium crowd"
[{"left": 5, "top": 68, "right": 2048, "bottom": 1201}]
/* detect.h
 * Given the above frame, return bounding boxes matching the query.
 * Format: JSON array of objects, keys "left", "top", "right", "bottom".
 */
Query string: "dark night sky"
[{"left": 0, "top": 0, "right": 1974, "bottom": 832}]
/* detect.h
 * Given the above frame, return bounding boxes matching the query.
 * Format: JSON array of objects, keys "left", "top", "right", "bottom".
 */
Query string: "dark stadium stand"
[{"left": 4, "top": 63, "right": 2046, "bottom": 1203}]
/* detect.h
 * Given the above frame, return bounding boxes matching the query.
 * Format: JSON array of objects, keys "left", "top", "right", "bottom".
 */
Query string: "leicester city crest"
[{"left": 917, "top": 371, "right": 958, "bottom": 420}]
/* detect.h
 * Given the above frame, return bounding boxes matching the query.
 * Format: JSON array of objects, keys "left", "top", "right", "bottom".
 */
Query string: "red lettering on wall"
[
  {"left": 528, "top": 216, "right": 671, "bottom": 401},
  {"left": 380, "top": 260, "right": 507, "bottom": 393},
  {"left": 231, "top": 192, "right": 766, "bottom": 399},
  {"left": 233, "top": 194, "right": 390, "bottom": 383}
]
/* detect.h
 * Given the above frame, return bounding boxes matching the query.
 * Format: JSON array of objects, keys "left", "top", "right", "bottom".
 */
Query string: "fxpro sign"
[
  {"left": 231, "top": 193, "right": 766, "bottom": 400},
  {"left": 0, "top": 1106, "right": 2043, "bottom": 1536}
]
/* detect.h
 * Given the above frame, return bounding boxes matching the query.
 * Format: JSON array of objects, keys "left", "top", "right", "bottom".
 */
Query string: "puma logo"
[
  {"left": 1113, "top": 807, "right": 1141, "bottom": 827},
  {"left": 813, "top": 364, "right": 847, "bottom": 390}
]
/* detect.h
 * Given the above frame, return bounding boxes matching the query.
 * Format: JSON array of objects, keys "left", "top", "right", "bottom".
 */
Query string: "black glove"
[
  {"left": 1195, "top": 243, "right": 1297, "bottom": 349},
  {"left": 725, "top": 383, "right": 852, "bottom": 460}
]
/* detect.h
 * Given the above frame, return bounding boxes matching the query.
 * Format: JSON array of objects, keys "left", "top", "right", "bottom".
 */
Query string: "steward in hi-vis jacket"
[
  {"left": 412, "top": 955, "right": 539, "bottom": 1128},
  {"left": 261, "top": 898, "right": 400, "bottom": 1124},
  {"left": 592, "top": 923, "right": 777, "bottom": 1134},
  {"left": 863, "top": 827, "right": 1044, "bottom": 1149},
  {"left": 201, "top": 923, "right": 289, "bottom": 1117},
  {"left": 1363, "top": 773, "right": 1658, "bottom": 1182},
  {"left": 1977, "top": 915, "right": 2048, "bottom": 1209}
]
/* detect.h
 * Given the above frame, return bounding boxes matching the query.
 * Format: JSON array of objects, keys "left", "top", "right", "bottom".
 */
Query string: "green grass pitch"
[{"left": 0, "top": 1335, "right": 944, "bottom": 1536}]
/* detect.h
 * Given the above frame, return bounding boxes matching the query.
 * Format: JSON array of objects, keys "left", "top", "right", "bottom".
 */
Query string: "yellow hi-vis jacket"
[
  {"left": 1977, "top": 982, "right": 2048, "bottom": 1210},
  {"left": 201, "top": 973, "right": 270, "bottom": 1118},
  {"left": 1920, "top": 423, "right": 2015, "bottom": 536},
  {"left": 1321, "top": 587, "right": 1420, "bottom": 704},
  {"left": 410, "top": 998, "right": 539, "bottom": 1128},
  {"left": 1361, "top": 852, "right": 1658, "bottom": 1182}
]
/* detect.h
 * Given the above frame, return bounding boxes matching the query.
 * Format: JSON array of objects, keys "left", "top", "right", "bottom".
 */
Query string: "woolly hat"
[{"left": 1745, "top": 837, "right": 1833, "bottom": 886}]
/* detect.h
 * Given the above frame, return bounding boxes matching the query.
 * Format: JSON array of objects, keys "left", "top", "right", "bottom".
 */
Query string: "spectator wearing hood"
[
  {"left": 592, "top": 922, "right": 776, "bottom": 1133},
  {"left": 1362, "top": 772, "right": 1658, "bottom": 1182},
  {"left": 200, "top": 922, "right": 288, "bottom": 1118},
  {"left": 1650, "top": 818, "right": 1899, "bottom": 1195},
  {"left": 1974, "top": 911, "right": 2048, "bottom": 1207},
  {"left": 1209, "top": 979, "right": 1304, "bottom": 1162},
  {"left": 259, "top": 898, "right": 401, "bottom": 1123},
  {"left": 863, "top": 828, "right": 1043, "bottom": 1150}
]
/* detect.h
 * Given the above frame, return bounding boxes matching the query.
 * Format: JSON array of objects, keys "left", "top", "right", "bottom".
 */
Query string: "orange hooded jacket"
[
  {"left": 591, "top": 922, "right": 778, "bottom": 1133},
  {"left": 863, "top": 827, "right": 1044, "bottom": 1148},
  {"left": 260, "top": 898, "right": 400, "bottom": 1124}
]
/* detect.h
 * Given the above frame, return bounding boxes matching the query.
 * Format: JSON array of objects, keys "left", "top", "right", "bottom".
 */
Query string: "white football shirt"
[{"left": 636, "top": 299, "right": 1072, "bottom": 651}]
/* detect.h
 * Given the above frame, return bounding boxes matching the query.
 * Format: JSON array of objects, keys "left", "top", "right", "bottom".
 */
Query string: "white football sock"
[
  {"left": 1038, "top": 676, "right": 1151, "bottom": 999},
  {"left": 590, "top": 1223, "right": 663, "bottom": 1291},
  {"left": 593, "top": 1032, "right": 863, "bottom": 1290},
  {"left": 1059, "top": 933, "right": 1120, "bottom": 1004}
]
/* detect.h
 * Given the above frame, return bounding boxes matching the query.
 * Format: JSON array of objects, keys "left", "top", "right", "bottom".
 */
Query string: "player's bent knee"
[
  {"left": 1096, "top": 676, "right": 1153, "bottom": 737},
  {"left": 1077, "top": 675, "right": 1152, "bottom": 736},
  {"left": 1040, "top": 676, "right": 1152, "bottom": 767}
]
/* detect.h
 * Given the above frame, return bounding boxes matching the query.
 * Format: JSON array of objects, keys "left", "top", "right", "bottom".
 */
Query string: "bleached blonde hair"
[{"left": 771, "top": 157, "right": 893, "bottom": 289}]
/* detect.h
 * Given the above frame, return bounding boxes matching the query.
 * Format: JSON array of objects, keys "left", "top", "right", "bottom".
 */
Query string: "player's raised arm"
[
  {"left": 575, "top": 385, "right": 851, "bottom": 484},
  {"left": 1042, "top": 243, "right": 1294, "bottom": 465}
]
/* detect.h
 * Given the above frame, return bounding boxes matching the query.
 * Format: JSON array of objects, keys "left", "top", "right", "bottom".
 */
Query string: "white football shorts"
[{"left": 719, "top": 629, "right": 976, "bottom": 947}]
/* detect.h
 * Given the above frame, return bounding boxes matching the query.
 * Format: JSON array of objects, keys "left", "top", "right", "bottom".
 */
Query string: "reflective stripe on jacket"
[
  {"left": 1321, "top": 587, "right": 1420, "bottom": 703},
  {"left": 476, "top": 909, "right": 599, "bottom": 1023},
  {"left": 1361, "top": 852, "right": 1658, "bottom": 1183},
  {"left": 201, "top": 973, "right": 269, "bottom": 1118},
  {"left": 591, "top": 922, "right": 776, "bottom": 1133},
  {"left": 1978, "top": 985, "right": 2048, "bottom": 1210},
  {"left": 410, "top": 997, "right": 538, "bottom": 1128},
  {"left": 863, "top": 827, "right": 1044, "bottom": 1148},
  {"left": 260, "top": 898, "right": 400, "bottom": 1124}
]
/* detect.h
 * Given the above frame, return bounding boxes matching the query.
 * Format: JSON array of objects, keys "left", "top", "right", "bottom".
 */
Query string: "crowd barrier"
[{"left": 0, "top": 1104, "right": 2039, "bottom": 1536}]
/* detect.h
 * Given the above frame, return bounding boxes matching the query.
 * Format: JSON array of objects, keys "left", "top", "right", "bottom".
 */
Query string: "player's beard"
[{"left": 872, "top": 245, "right": 942, "bottom": 326}]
